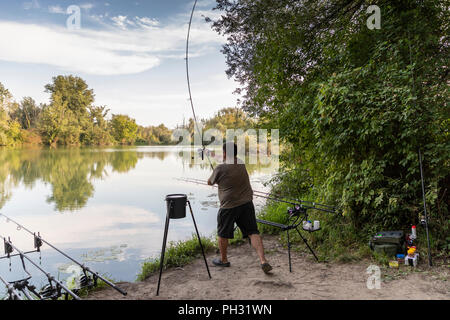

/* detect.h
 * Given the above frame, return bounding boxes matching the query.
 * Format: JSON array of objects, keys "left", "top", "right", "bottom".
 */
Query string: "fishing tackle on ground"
[
  {"left": 0, "top": 213, "right": 127, "bottom": 297},
  {"left": 0, "top": 275, "right": 23, "bottom": 300},
  {"left": 0, "top": 234, "right": 81, "bottom": 300}
]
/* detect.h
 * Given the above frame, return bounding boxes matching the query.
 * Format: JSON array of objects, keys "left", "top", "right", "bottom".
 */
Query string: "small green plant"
[{"left": 137, "top": 234, "right": 216, "bottom": 281}]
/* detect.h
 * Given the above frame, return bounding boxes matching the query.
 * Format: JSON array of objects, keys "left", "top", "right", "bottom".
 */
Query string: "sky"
[{"left": 0, "top": 0, "right": 240, "bottom": 128}]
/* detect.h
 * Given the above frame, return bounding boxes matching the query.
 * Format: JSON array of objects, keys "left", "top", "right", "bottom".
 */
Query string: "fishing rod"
[
  {"left": 186, "top": 0, "right": 214, "bottom": 171},
  {"left": 0, "top": 234, "right": 81, "bottom": 300},
  {"left": 0, "top": 275, "right": 23, "bottom": 300},
  {"left": 408, "top": 29, "right": 432, "bottom": 267},
  {"left": 177, "top": 177, "right": 339, "bottom": 214},
  {"left": 418, "top": 150, "right": 432, "bottom": 267},
  {"left": 182, "top": 177, "right": 337, "bottom": 211},
  {"left": 0, "top": 213, "right": 127, "bottom": 296}
]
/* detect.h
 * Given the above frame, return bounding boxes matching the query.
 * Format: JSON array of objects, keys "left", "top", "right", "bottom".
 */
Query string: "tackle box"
[{"left": 369, "top": 231, "right": 405, "bottom": 257}]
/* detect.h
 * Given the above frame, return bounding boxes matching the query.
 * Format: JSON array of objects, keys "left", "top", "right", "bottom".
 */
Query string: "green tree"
[
  {"left": 45, "top": 75, "right": 94, "bottom": 116},
  {"left": 110, "top": 114, "right": 138, "bottom": 145},
  {"left": 40, "top": 75, "right": 109, "bottom": 146},
  {"left": 211, "top": 0, "right": 449, "bottom": 247},
  {"left": 39, "top": 93, "right": 71, "bottom": 146},
  {"left": 83, "top": 106, "right": 114, "bottom": 146},
  {"left": 13, "top": 97, "right": 41, "bottom": 129},
  {"left": 0, "top": 82, "right": 22, "bottom": 146}
]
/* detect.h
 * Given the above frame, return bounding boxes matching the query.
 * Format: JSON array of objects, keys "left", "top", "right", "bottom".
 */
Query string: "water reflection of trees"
[
  {"left": 0, "top": 148, "right": 142, "bottom": 212},
  {"left": 177, "top": 151, "right": 274, "bottom": 175},
  {"left": 0, "top": 147, "right": 273, "bottom": 212}
]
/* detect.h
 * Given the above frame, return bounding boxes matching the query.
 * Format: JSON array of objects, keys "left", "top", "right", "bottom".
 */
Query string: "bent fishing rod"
[
  {"left": 0, "top": 275, "right": 23, "bottom": 300},
  {"left": 0, "top": 213, "right": 127, "bottom": 296},
  {"left": 177, "top": 178, "right": 339, "bottom": 214},
  {"left": 0, "top": 234, "right": 81, "bottom": 300},
  {"left": 186, "top": 0, "right": 214, "bottom": 171}
]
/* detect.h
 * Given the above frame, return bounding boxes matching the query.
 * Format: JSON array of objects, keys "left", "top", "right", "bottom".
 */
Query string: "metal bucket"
[{"left": 165, "top": 194, "right": 187, "bottom": 219}]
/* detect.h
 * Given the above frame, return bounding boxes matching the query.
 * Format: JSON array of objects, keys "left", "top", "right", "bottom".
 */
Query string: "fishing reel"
[
  {"left": 79, "top": 270, "right": 97, "bottom": 289},
  {"left": 40, "top": 283, "right": 62, "bottom": 300},
  {"left": 197, "top": 147, "right": 211, "bottom": 160},
  {"left": 287, "top": 205, "right": 307, "bottom": 219}
]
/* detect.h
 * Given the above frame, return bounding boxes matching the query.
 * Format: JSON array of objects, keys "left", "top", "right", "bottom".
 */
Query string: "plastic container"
[
  {"left": 396, "top": 254, "right": 405, "bottom": 264},
  {"left": 303, "top": 221, "right": 312, "bottom": 231},
  {"left": 313, "top": 221, "right": 320, "bottom": 230},
  {"left": 405, "top": 253, "right": 419, "bottom": 267}
]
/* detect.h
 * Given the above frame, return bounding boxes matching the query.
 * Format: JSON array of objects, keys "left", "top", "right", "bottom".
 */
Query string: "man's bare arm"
[{"left": 207, "top": 178, "right": 213, "bottom": 186}]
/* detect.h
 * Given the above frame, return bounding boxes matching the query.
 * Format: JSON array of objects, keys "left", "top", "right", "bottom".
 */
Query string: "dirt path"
[{"left": 87, "top": 235, "right": 449, "bottom": 300}]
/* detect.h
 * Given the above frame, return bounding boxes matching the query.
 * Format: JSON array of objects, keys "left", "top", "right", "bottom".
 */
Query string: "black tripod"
[{"left": 156, "top": 195, "right": 211, "bottom": 296}]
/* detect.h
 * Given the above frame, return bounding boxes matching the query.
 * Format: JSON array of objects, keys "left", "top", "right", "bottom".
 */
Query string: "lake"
[{"left": 0, "top": 146, "right": 276, "bottom": 297}]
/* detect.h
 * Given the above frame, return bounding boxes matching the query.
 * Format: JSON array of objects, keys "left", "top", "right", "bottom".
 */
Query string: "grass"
[
  {"left": 137, "top": 229, "right": 247, "bottom": 282},
  {"left": 137, "top": 234, "right": 216, "bottom": 281}
]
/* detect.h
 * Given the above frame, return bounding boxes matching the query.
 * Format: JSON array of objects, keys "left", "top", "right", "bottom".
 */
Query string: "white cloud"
[
  {"left": 0, "top": 17, "right": 223, "bottom": 75},
  {"left": 111, "top": 16, "right": 160, "bottom": 30},
  {"left": 111, "top": 15, "right": 130, "bottom": 30},
  {"left": 135, "top": 16, "right": 160, "bottom": 28},
  {"left": 80, "top": 3, "right": 94, "bottom": 11},
  {"left": 48, "top": 5, "right": 65, "bottom": 14},
  {"left": 23, "top": 0, "right": 40, "bottom": 10}
]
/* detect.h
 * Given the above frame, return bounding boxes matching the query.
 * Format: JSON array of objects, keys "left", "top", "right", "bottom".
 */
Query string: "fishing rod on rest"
[
  {"left": 182, "top": 177, "right": 337, "bottom": 211},
  {"left": 0, "top": 247, "right": 41, "bottom": 300},
  {"left": 0, "top": 275, "right": 23, "bottom": 300},
  {"left": 0, "top": 213, "right": 127, "bottom": 296},
  {"left": 177, "top": 177, "right": 338, "bottom": 214},
  {"left": 0, "top": 234, "right": 81, "bottom": 300}
]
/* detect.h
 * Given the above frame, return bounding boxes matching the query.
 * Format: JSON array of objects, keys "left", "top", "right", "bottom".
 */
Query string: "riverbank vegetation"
[
  {"left": 0, "top": 77, "right": 177, "bottom": 147},
  {"left": 1, "top": 77, "right": 260, "bottom": 148},
  {"left": 209, "top": 0, "right": 449, "bottom": 260}
]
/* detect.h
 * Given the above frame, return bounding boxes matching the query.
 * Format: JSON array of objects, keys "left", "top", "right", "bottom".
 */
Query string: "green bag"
[
  {"left": 369, "top": 231, "right": 405, "bottom": 257},
  {"left": 372, "top": 244, "right": 399, "bottom": 257}
]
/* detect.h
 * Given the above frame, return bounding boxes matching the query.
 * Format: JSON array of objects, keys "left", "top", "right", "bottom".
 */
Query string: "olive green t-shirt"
[{"left": 208, "top": 163, "right": 253, "bottom": 209}]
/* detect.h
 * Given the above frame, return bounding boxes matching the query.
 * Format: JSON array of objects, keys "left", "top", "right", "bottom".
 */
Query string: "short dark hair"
[{"left": 223, "top": 142, "right": 237, "bottom": 157}]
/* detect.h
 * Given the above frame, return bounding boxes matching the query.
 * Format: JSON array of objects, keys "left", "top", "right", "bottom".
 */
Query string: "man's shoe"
[
  {"left": 212, "top": 258, "right": 230, "bottom": 267},
  {"left": 261, "top": 262, "right": 273, "bottom": 274}
]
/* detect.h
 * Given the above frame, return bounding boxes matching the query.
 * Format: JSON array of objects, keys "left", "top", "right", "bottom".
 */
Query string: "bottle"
[{"left": 411, "top": 225, "right": 417, "bottom": 240}]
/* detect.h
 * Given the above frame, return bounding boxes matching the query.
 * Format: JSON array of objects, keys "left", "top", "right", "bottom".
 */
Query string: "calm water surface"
[{"left": 0, "top": 146, "right": 276, "bottom": 296}]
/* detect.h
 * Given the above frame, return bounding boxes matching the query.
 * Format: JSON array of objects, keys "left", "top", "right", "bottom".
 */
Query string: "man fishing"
[{"left": 207, "top": 142, "right": 272, "bottom": 274}]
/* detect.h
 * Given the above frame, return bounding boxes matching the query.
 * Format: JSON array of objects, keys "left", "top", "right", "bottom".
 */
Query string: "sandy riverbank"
[{"left": 87, "top": 235, "right": 449, "bottom": 300}]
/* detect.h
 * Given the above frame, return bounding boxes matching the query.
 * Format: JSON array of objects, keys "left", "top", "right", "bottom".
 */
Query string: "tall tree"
[
  {"left": 14, "top": 97, "right": 41, "bottom": 129},
  {"left": 211, "top": 0, "right": 449, "bottom": 242},
  {"left": 45, "top": 75, "right": 94, "bottom": 116},
  {"left": 110, "top": 114, "right": 138, "bottom": 145}
]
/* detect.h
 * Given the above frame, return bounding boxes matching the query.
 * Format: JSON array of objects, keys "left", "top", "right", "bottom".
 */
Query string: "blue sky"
[{"left": 0, "top": 0, "right": 239, "bottom": 127}]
